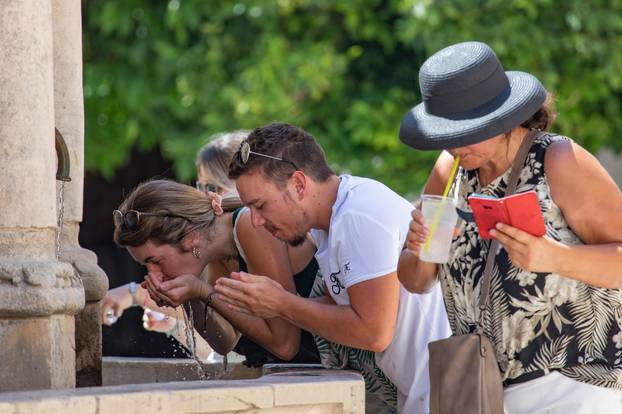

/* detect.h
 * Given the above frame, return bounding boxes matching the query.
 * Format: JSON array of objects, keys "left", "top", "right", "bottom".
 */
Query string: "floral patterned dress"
[{"left": 439, "top": 133, "right": 622, "bottom": 389}]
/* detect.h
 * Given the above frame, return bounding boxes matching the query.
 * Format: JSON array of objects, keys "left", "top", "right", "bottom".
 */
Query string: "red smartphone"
[{"left": 467, "top": 190, "right": 546, "bottom": 239}]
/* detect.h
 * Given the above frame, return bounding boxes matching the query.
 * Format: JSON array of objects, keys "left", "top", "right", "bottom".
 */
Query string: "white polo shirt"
[{"left": 310, "top": 175, "right": 451, "bottom": 414}]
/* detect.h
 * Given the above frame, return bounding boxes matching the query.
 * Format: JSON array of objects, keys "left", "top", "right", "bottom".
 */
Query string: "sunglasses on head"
[
  {"left": 239, "top": 141, "right": 298, "bottom": 170},
  {"left": 113, "top": 209, "right": 189, "bottom": 231}
]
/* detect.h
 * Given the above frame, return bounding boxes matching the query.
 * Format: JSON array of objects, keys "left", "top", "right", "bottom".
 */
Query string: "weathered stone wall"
[
  {"left": 0, "top": 0, "right": 85, "bottom": 392},
  {"left": 51, "top": 0, "right": 108, "bottom": 387}
]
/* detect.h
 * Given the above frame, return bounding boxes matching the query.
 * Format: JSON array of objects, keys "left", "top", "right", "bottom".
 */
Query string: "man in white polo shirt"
[{"left": 216, "top": 122, "right": 451, "bottom": 413}]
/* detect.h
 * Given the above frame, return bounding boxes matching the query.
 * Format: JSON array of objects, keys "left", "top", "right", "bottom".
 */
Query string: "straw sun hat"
[{"left": 399, "top": 41, "right": 547, "bottom": 150}]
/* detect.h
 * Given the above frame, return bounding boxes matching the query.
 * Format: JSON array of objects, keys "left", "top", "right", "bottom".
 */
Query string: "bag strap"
[{"left": 477, "top": 130, "right": 540, "bottom": 329}]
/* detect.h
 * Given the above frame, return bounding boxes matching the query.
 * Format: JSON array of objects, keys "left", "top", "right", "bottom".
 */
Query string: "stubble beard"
[
  {"left": 281, "top": 192, "right": 309, "bottom": 247},
  {"left": 287, "top": 234, "right": 307, "bottom": 247}
]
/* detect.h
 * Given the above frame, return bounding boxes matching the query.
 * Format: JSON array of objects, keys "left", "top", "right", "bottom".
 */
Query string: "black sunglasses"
[
  {"left": 239, "top": 141, "right": 298, "bottom": 170},
  {"left": 113, "top": 209, "right": 190, "bottom": 231}
]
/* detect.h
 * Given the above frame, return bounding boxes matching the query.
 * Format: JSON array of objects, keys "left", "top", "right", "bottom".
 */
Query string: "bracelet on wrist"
[
  {"left": 129, "top": 282, "right": 139, "bottom": 307},
  {"left": 205, "top": 291, "right": 216, "bottom": 307}
]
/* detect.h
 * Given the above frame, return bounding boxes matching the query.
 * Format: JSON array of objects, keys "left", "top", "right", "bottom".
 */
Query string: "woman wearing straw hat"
[{"left": 397, "top": 41, "right": 622, "bottom": 413}]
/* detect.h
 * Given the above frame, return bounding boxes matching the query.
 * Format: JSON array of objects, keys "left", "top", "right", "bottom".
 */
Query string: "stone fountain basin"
[
  {"left": 102, "top": 356, "right": 263, "bottom": 385},
  {"left": 102, "top": 356, "right": 330, "bottom": 385}
]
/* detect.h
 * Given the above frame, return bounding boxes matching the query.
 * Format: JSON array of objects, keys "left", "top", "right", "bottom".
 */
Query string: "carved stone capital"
[
  {"left": 60, "top": 245, "right": 108, "bottom": 302},
  {"left": 0, "top": 259, "right": 85, "bottom": 317}
]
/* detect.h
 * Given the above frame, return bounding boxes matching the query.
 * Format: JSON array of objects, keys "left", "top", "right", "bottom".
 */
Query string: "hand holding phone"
[{"left": 467, "top": 190, "right": 545, "bottom": 239}]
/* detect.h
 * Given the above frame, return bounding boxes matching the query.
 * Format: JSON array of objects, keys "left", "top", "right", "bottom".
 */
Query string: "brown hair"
[
  {"left": 196, "top": 130, "right": 248, "bottom": 193},
  {"left": 521, "top": 92, "right": 557, "bottom": 131},
  {"left": 228, "top": 122, "right": 334, "bottom": 186},
  {"left": 113, "top": 179, "right": 242, "bottom": 248}
]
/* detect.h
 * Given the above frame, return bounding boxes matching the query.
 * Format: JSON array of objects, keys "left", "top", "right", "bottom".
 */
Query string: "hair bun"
[{"left": 206, "top": 191, "right": 224, "bottom": 216}]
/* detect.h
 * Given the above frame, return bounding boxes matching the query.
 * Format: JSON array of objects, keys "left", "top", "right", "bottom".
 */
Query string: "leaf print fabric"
[
  {"left": 439, "top": 133, "right": 622, "bottom": 390},
  {"left": 309, "top": 272, "right": 398, "bottom": 411}
]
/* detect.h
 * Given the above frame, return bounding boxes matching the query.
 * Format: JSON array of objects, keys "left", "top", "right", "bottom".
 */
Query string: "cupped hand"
[
  {"left": 157, "top": 274, "right": 211, "bottom": 307},
  {"left": 142, "top": 271, "right": 176, "bottom": 307},
  {"left": 214, "top": 272, "right": 287, "bottom": 319}
]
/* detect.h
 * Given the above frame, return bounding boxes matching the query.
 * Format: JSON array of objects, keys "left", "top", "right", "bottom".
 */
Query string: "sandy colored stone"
[
  {"left": 0, "top": 260, "right": 84, "bottom": 317},
  {"left": 0, "top": 370, "right": 364, "bottom": 414},
  {"left": 0, "top": 316, "right": 75, "bottom": 392},
  {"left": 59, "top": 223, "right": 108, "bottom": 302},
  {"left": 262, "top": 371, "right": 365, "bottom": 413},
  {"left": 52, "top": 0, "right": 84, "bottom": 222},
  {"left": 52, "top": 0, "right": 109, "bottom": 389},
  {"left": 102, "top": 357, "right": 262, "bottom": 385},
  {"left": 75, "top": 303, "right": 102, "bottom": 387},
  {"left": 0, "top": 0, "right": 56, "bottom": 229}
]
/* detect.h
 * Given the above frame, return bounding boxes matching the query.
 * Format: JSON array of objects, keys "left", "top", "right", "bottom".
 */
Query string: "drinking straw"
[{"left": 422, "top": 155, "right": 461, "bottom": 254}]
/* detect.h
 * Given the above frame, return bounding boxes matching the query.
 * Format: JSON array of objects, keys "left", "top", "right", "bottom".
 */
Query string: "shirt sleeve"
[{"left": 334, "top": 211, "right": 403, "bottom": 288}]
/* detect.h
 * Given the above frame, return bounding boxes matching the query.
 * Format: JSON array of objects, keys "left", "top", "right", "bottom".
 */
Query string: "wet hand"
[
  {"left": 405, "top": 208, "right": 428, "bottom": 254},
  {"left": 100, "top": 284, "right": 134, "bottom": 325},
  {"left": 142, "top": 308, "right": 178, "bottom": 333},
  {"left": 142, "top": 272, "right": 174, "bottom": 307},
  {"left": 490, "top": 223, "right": 561, "bottom": 273},
  {"left": 214, "top": 272, "right": 286, "bottom": 319},
  {"left": 157, "top": 274, "right": 211, "bottom": 307}
]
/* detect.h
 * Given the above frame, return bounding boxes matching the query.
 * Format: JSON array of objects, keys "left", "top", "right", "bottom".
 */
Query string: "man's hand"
[{"left": 214, "top": 272, "right": 287, "bottom": 319}]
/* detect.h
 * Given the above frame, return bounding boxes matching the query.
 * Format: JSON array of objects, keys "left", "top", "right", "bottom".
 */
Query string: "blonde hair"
[
  {"left": 113, "top": 179, "right": 241, "bottom": 247},
  {"left": 196, "top": 131, "right": 249, "bottom": 193}
]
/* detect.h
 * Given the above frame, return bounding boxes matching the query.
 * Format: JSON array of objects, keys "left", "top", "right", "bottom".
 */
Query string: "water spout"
[{"left": 55, "top": 128, "right": 71, "bottom": 182}]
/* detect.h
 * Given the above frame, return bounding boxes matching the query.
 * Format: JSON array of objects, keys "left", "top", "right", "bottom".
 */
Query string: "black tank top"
[{"left": 231, "top": 208, "right": 320, "bottom": 367}]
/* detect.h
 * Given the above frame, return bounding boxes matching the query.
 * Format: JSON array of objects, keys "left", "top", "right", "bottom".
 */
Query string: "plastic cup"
[{"left": 419, "top": 195, "right": 458, "bottom": 264}]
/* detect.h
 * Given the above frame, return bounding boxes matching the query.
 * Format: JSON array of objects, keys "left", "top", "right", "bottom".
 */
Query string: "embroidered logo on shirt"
[
  {"left": 343, "top": 261, "right": 351, "bottom": 275},
  {"left": 329, "top": 270, "right": 346, "bottom": 295}
]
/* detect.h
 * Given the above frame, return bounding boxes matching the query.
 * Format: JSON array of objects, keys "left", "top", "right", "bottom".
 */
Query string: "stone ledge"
[{"left": 0, "top": 370, "right": 365, "bottom": 414}]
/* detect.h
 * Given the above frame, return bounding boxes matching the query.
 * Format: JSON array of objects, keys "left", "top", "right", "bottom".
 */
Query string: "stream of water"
[
  {"left": 181, "top": 304, "right": 209, "bottom": 379},
  {"left": 56, "top": 182, "right": 65, "bottom": 260}
]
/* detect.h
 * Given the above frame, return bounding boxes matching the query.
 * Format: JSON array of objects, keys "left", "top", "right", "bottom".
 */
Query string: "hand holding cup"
[{"left": 405, "top": 208, "right": 429, "bottom": 254}]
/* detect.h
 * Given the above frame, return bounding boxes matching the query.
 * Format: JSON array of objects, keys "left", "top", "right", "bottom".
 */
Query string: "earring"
[{"left": 192, "top": 247, "right": 201, "bottom": 259}]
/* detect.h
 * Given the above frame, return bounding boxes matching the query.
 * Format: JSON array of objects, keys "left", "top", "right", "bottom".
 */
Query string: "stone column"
[
  {"left": 52, "top": 0, "right": 109, "bottom": 387},
  {"left": 0, "top": 1, "right": 84, "bottom": 392}
]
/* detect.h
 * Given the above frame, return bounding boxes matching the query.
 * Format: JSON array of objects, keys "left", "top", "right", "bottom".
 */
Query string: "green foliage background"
[{"left": 83, "top": 0, "right": 622, "bottom": 196}]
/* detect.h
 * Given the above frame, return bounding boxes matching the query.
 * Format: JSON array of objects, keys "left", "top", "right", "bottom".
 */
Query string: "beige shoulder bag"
[{"left": 428, "top": 130, "right": 539, "bottom": 414}]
